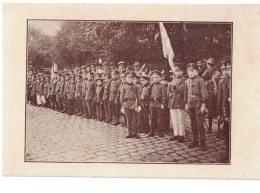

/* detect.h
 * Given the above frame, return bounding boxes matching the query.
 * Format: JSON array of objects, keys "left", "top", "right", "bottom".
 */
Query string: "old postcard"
[{"left": 3, "top": 4, "right": 260, "bottom": 179}]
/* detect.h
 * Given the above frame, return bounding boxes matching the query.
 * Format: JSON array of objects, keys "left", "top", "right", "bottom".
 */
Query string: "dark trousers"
[
  {"left": 75, "top": 96, "right": 82, "bottom": 112},
  {"left": 139, "top": 106, "right": 150, "bottom": 133},
  {"left": 96, "top": 102, "right": 103, "bottom": 120},
  {"left": 208, "top": 97, "right": 217, "bottom": 132},
  {"left": 30, "top": 94, "right": 37, "bottom": 105},
  {"left": 125, "top": 108, "right": 138, "bottom": 135},
  {"left": 189, "top": 108, "right": 206, "bottom": 146},
  {"left": 150, "top": 107, "right": 164, "bottom": 135},
  {"left": 223, "top": 120, "right": 230, "bottom": 160},
  {"left": 108, "top": 101, "right": 120, "bottom": 122},
  {"left": 86, "top": 99, "right": 95, "bottom": 118},
  {"left": 103, "top": 100, "right": 111, "bottom": 121},
  {"left": 68, "top": 99, "right": 75, "bottom": 114}
]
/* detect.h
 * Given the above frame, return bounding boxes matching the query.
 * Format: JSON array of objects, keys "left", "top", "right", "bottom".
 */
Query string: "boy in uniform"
[
  {"left": 102, "top": 73, "right": 112, "bottom": 123},
  {"left": 184, "top": 63, "right": 208, "bottom": 151},
  {"left": 139, "top": 74, "right": 150, "bottom": 133},
  {"left": 85, "top": 72, "right": 96, "bottom": 119},
  {"left": 43, "top": 75, "right": 50, "bottom": 107},
  {"left": 145, "top": 70, "right": 167, "bottom": 137},
  {"left": 108, "top": 70, "right": 121, "bottom": 125},
  {"left": 61, "top": 72, "right": 70, "bottom": 113},
  {"left": 81, "top": 73, "right": 89, "bottom": 118},
  {"left": 66, "top": 74, "right": 76, "bottom": 115},
  {"left": 168, "top": 66, "right": 186, "bottom": 143},
  {"left": 75, "top": 74, "right": 83, "bottom": 116},
  {"left": 30, "top": 73, "right": 37, "bottom": 106},
  {"left": 120, "top": 71, "right": 141, "bottom": 139},
  {"left": 39, "top": 75, "right": 47, "bottom": 107},
  {"left": 55, "top": 73, "right": 62, "bottom": 111},
  {"left": 94, "top": 77, "right": 104, "bottom": 121}
]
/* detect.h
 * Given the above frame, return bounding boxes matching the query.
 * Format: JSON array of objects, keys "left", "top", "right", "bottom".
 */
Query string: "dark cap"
[
  {"left": 186, "top": 63, "right": 198, "bottom": 70},
  {"left": 139, "top": 74, "right": 150, "bottom": 80},
  {"left": 111, "top": 70, "right": 119, "bottom": 75},
  {"left": 118, "top": 61, "right": 125, "bottom": 66},
  {"left": 150, "top": 70, "right": 162, "bottom": 76},
  {"left": 133, "top": 61, "right": 140, "bottom": 67},
  {"left": 125, "top": 70, "right": 136, "bottom": 77}
]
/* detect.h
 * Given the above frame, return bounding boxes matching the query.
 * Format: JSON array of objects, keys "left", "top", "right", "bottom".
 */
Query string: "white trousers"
[
  {"left": 170, "top": 109, "right": 185, "bottom": 136},
  {"left": 36, "top": 95, "right": 46, "bottom": 105}
]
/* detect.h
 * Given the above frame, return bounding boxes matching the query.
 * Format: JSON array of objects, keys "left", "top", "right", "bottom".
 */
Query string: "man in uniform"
[
  {"left": 118, "top": 61, "right": 126, "bottom": 76},
  {"left": 145, "top": 70, "right": 167, "bottom": 137},
  {"left": 184, "top": 63, "right": 208, "bottom": 151},
  {"left": 75, "top": 74, "right": 83, "bottom": 116},
  {"left": 102, "top": 73, "right": 112, "bottom": 123},
  {"left": 120, "top": 70, "right": 141, "bottom": 139},
  {"left": 133, "top": 61, "right": 141, "bottom": 74}
]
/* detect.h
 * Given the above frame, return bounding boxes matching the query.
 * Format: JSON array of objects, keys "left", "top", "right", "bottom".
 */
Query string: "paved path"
[{"left": 25, "top": 104, "right": 227, "bottom": 164}]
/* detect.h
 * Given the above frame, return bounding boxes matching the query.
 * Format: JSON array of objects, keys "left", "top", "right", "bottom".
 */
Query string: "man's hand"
[
  {"left": 200, "top": 103, "right": 206, "bottom": 114},
  {"left": 161, "top": 104, "right": 165, "bottom": 109},
  {"left": 168, "top": 93, "right": 172, "bottom": 97},
  {"left": 185, "top": 104, "right": 189, "bottom": 112}
]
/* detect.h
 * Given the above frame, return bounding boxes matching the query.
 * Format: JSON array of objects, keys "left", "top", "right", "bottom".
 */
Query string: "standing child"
[
  {"left": 75, "top": 74, "right": 83, "bottom": 116},
  {"left": 66, "top": 75, "right": 76, "bottom": 115},
  {"left": 146, "top": 70, "right": 167, "bottom": 137},
  {"left": 85, "top": 72, "right": 96, "bottom": 119},
  {"left": 109, "top": 70, "right": 121, "bottom": 125},
  {"left": 168, "top": 66, "right": 186, "bottom": 143},
  {"left": 102, "top": 73, "right": 112, "bottom": 123},
  {"left": 43, "top": 75, "right": 50, "bottom": 107},
  {"left": 39, "top": 76, "right": 46, "bottom": 107},
  {"left": 139, "top": 74, "right": 150, "bottom": 134},
  {"left": 94, "top": 77, "right": 104, "bottom": 121},
  {"left": 184, "top": 63, "right": 208, "bottom": 151},
  {"left": 120, "top": 71, "right": 141, "bottom": 139},
  {"left": 35, "top": 77, "right": 42, "bottom": 106}
]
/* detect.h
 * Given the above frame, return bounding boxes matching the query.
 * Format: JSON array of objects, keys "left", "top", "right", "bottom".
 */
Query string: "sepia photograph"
[{"left": 25, "top": 20, "right": 232, "bottom": 164}]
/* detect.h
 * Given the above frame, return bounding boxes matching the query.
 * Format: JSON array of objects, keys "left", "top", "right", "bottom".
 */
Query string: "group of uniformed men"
[{"left": 27, "top": 58, "right": 231, "bottom": 162}]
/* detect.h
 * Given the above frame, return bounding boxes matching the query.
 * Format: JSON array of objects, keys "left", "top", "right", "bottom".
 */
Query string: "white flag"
[{"left": 159, "top": 22, "right": 175, "bottom": 72}]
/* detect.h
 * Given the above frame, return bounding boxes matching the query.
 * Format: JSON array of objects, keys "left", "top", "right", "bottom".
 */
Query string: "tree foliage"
[{"left": 27, "top": 21, "right": 231, "bottom": 72}]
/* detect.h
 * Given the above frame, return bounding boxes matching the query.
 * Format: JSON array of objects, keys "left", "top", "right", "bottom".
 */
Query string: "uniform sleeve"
[
  {"left": 136, "top": 85, "right": 141, "bottom": 106},
  {"left": 161, "top": 84, "right": 167, "bottom": 106},
  {"left": 120, "top": 85, "right": 125, "bottom": 105},
  {"left": 184, "top": 80, "right": 188, "bottom": 103},
  {"left": 199, "top": 78, "right": 208, "bottom": 103},
  {"left": 176, "top": 78, "right": 185, "bottom": 96}
]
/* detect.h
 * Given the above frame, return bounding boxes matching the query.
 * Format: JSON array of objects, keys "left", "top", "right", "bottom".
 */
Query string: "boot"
[
  {"left": 177, "top": 136, "right": 185, "bottom": 143},
  {"left": 188, "top": 141, "right": 199, "bottom": 148},
  {"left": 134, "top": 134, "right": 141, "bottom": 139},
  {"left": 169, "top": 136, "right": 179, "bottom": 141}
]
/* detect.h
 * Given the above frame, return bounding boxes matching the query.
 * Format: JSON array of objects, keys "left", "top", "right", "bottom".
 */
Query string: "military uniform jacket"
[
  {"left": 50, "top": 80, "right": 57, "bottom": 95},
  {"left": 30, "top": 80, "right": 36, "bottom": 96},
  {"left": 184, "top": 76, "right": 208, "bottom": 108},
  {"left": 35, "top": 83, "right": 40, "bottom": 95},
  {"left": 217, "top": 77, "right": 231, "bottom": 117},
  {"left": 102, "top": 80, "right": 111, "bottom": 101},
  {"left": 85, "top": 80, "right": 95, "bottom": 100},
  {"left": 95, "top": 85, "right": 104, "bottom": 103},
  {"left": 75, "top": 81, "right": 82, "bottom": 98},
  {"left": 81, "top": 80, "right": 88, "bottom": 97},
  {"left": 109, "top": 79, "right": 121, "bottom": 102},
  {"left": 39, "top": 81, "right": 44, "bottom": 96},
  {"left": 67, "top": 82, "right": 75, "bottom": 100},
  {"left": 120, "top": 83, "right": 140, "bottom": 110},
  {"left": 148, "top": 82, "right": 167, "bottom": 108},
  {"left": 63, "top": 80, "right": 70, "bottom": 96},
  {"left": 43, "top": 81, "right": 50, "bottom": 96},
  {"left": 139, "top": 84, "right": 149, "bottom": 107},
  {"left": 168, "top": 77, "right": 185, "bottom": 109}
]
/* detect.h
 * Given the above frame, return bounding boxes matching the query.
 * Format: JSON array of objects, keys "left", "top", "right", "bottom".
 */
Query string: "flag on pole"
[
  {"left": 51, "top": 62, "right": 58, "bottom": 80},
  {"left": 159, "top": 22, "right": 175, "bottom": 72}
]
